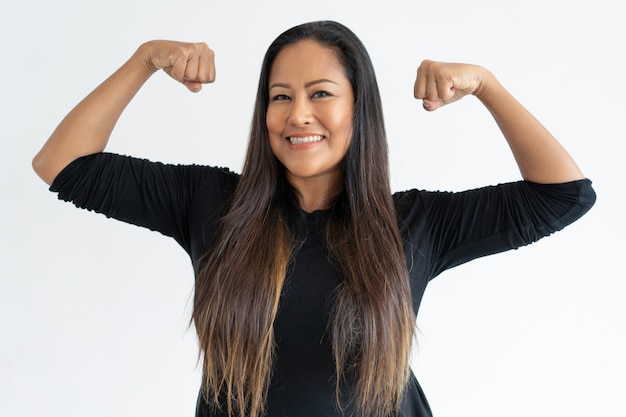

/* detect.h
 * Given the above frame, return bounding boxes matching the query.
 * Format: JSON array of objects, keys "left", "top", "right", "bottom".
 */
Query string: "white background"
[{"left": 1, "top": 0, "right": 624, "bottom": 416}]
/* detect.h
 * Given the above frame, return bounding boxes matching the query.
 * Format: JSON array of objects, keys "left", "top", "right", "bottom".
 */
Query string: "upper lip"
[{"left": 285, "top": 133, "right": 325, "bottom": 138}]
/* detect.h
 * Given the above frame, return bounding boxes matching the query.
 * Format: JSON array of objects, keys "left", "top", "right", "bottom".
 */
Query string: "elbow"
[
  {"left": 579, "top": 178, "right": 597, "bottom": 210},
  {"left": 32, "top": 151, "right": 55, "bottom": 186},
  {"left": 557, "top": 178, "right": 597, "bottom": 229}
]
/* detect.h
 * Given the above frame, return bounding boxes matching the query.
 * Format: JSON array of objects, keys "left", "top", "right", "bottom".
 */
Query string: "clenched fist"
[
  {"left": 139, "top": 40, "right": 216, "bottom": 92},
  {"left": 414, "top": 60, "right": 488, "bottom": 111}
]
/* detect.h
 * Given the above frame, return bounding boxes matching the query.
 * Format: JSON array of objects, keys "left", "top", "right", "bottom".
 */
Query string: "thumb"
[
  {"left": 184, "top": 80, "right": 203, "bottom": 92},
  {"left": 422, "top": 98, "right": 445, "bottom": 111}
]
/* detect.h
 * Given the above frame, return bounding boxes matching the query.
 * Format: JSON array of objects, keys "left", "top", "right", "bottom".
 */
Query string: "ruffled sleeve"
[
  {"left": 50, "top": 152, "right": 239, "bottom": 255},
  {"left": 394, "top": 179, "right": 596, "bottom": 280}
]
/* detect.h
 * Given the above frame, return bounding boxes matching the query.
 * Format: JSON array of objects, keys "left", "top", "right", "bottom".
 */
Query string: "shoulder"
[
  {"left": 53, "top": 152, "right": 239, "bottom": 187},
  {"left": 51, "top": 152, "right": 241, "bottom": 210},
  {"left": 393, "top": 188, "right": 450, "bottom": 220}
]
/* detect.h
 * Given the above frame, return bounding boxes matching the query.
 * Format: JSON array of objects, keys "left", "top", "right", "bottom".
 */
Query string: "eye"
[
  {"left": 312, "top": 90, "right": 332, "bottom": 98},
  {"left": 271, "top": 94, "right": 290, "bottom": 101}
]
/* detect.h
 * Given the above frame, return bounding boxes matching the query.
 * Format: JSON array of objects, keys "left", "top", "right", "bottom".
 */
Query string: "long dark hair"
[{"left": 193, "top": 21, "right": 414, "bottom": 417}]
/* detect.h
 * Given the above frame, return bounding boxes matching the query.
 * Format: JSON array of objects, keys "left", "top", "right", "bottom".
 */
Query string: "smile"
[{"left": 288, "top": 135, "right": 324, "bottom": 144}]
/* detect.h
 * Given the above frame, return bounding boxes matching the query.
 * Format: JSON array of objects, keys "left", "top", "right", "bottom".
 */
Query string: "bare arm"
[
  {"left": 414, "top": 60, "right": 584, "bottom": 184},
  {"left": 32, "top": 40, "right": 215, "bottom": 185}
]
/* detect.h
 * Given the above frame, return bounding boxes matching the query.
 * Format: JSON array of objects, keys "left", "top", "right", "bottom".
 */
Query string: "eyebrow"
[{"left": 269, "top": 78, "right": 338, "bottom": 90}]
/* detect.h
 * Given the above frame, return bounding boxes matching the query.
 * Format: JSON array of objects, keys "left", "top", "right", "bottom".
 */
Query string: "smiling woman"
[
  {"left": 32, "top": 20, "right": 594, "bottom": 417},
  {"left": 267, "top": 40, "right": 355, "bottom": 212}
]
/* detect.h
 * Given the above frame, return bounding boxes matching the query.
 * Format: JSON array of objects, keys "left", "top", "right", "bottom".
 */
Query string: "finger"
[
  {"left": 182, "top": 54, "right": 203, "bottom": 92},
  {"left": 413, "top": 61, "right": 430, "bottom": 99},
  {"left": 184, "top": 80, "right": 203, "bottom": 92},
  {"left": 184, "top": 55, "right": 203, "bottom": 92},
  {"left": 436, "top": 71, "right": 455, "bottom": 102},
  {"left": 183, "top": 50, "right": 200, "bottom": 84},
  {"left": 197, "top": 44, "right": 216, "bottom": 84},
  {"left": 167, "top": 54, "right": 188, "bottom": 84},
  {"left": 414, "top": 66, "right": 426, "bottom": 99},
  {"left": 425, "top": 74, "right": 439, "bottom": 102}
]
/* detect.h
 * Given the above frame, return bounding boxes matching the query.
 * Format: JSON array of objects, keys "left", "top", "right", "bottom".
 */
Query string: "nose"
[{"left": 288, "top": 96, "right": 313, "bottom": 126}]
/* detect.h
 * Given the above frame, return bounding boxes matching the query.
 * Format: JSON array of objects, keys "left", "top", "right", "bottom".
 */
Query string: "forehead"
[{"left": 268, "top": 39, "right": 346, "bottom": 83}]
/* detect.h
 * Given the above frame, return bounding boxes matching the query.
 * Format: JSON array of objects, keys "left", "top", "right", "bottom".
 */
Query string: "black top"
[{"left": 50, "top": 153, "right": 596, "bottom": 417}]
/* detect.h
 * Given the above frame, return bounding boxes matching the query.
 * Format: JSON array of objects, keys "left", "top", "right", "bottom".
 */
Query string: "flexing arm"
[
  {"left": 414, "top": 60, "right": 584, "bottom": 184},
  {"left": 32, "top": 40, "right": 216, "bottom": 185}
]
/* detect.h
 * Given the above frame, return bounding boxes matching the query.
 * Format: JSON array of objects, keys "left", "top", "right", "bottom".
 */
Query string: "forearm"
[
  {"left": 474, "top": 70, "right": 585, "bottom": 184},
  {"left": 32, "top": 44, "right": 155, "bottom": 185}
]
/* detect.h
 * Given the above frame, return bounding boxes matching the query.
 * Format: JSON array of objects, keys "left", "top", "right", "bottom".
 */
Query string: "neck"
[{"left": 288, "top": 175, "right": 342, "bottom": 213}]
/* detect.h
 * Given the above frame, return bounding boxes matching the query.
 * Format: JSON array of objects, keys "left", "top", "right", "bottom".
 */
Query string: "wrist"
[
  {"left": 132, "top": 41, "right": 162, "bottom": 76},
  {"left": 471, "top": 67, "right": 495, "bottom": 99},
  {"left": 472, "top": 68, "right": 507, "bottom": 108}
]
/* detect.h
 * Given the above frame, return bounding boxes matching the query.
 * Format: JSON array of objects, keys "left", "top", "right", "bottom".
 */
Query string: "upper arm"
[
  {"left": 50, "top": 153, "right": 238, "bottom": 252},
  {"left": 396, "top": 179, "right": 595, "bottom": 279}
]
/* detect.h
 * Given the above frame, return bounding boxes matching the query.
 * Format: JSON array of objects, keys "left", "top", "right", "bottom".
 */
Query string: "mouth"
[{"left": 287, "top": 135, "right": 325, "bottom": 145}]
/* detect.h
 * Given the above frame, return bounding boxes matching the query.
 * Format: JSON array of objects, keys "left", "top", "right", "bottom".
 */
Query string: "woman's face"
[{"left": 266, "top": 39, "right": 354, "bottom": 190}]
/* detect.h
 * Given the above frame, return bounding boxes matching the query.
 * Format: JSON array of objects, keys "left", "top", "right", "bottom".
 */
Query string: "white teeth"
[{"left": 288, "top": 135, "right": 324, "bottom": 144}]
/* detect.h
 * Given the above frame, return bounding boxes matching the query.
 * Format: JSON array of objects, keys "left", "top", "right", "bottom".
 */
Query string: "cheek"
[
  {"left": 266, "top": 111, "right": 282, "bottom": 157},
  {"left": 265, "top": 109, "right": 282, "bottom": 136},
  {"left": 327, "top": 101, "right": 353, "bottom": 135},
  {"left": 332, "top": 110, "right": 353, "bottom": 140},
  {"left": 342, "top": 113, "right": 353, "bottom": 134}
]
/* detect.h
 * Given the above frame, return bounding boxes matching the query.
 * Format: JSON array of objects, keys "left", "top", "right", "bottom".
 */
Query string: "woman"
[{"left": 33, "top": 21, "right": 595, "bottom": 417}]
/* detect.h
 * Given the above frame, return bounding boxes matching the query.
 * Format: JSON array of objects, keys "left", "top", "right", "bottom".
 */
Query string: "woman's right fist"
[{"left": 139, "top": 40, "right": 215, "bottom": 92}]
